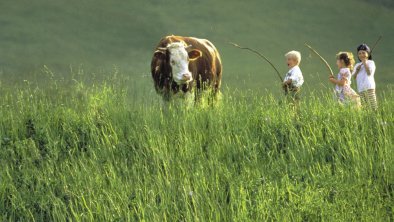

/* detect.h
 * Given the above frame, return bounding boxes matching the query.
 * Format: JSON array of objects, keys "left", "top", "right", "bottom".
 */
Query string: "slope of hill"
[{"left": 0, "top": 0, "right": 393, "bottom": 92}]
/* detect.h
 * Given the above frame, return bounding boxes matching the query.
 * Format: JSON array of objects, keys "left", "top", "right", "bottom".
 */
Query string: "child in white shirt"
[
  {"left": 329, "top": 52, "right": 360, "bottom": 107},
  {"left": 283, "top": 51, "right": 304, "bottom": 102},
  {"left": 352, "top": 44, "right": 377, "bottom": 110}
]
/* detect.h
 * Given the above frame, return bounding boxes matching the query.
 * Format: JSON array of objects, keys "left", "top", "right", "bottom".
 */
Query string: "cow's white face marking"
[{"left": 167, "top": 42, "right": 193, "bottom": 84}]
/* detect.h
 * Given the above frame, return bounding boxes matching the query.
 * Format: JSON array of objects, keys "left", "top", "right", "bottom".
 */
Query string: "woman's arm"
[
  {"left": 329, "top": 76, "right": 346, "bottom": 86},
  {"left": 329, "top": 75, "right": 336, "bottom": 85},
  {"left": 336, "top": 77, "right": 347, "bottom": 86}
]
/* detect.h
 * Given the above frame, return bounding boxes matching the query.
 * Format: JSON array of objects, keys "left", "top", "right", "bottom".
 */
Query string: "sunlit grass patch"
[{"left": 0, "top": 72, "right": 393, "bottom": 221}]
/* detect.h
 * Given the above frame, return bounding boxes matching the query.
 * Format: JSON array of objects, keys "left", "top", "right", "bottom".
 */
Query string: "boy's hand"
[
  {"left": 362, "top": 59, "right": 371, "bottom": 75},
  {"left": 282, "top": 80, "right": 291, "bottom": 88},
  {"left": 329, "top": 77, "right": 336, "bottom": 84}
]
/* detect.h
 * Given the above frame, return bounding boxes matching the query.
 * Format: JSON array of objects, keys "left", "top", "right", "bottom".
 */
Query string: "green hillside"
[{"left": 1, "top": 0, "right": 393, "bottom": 93}]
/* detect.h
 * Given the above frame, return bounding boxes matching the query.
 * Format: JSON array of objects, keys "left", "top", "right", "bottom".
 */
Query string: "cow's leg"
[
  {"left": 162, "top": 91, "right": 172, "bottom": 102},
  {"left": 210, "top": 57, "right": 222, "bottom": 101},
  {"left": 210, "top": 68, "right": 222, "bottom": 104},
  {"left": 194, "top": 74, "right": 203, "bottom": 104}
]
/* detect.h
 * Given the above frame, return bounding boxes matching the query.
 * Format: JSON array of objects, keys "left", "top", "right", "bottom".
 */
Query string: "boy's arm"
[
  {"left": 362, "top": 60, "right": 371, "bottom": 75},
  {"left": 363, "top": 60, "right": 376, "bottom": 76},
  {"left": 283, "top": 79, "right": 292, "bottom": 85},
  {"left": 282, "top": 79, "right": 292, "bottom": 90},
  {"left": 352, "top": 64, "right": 361, "bottom": 78}
]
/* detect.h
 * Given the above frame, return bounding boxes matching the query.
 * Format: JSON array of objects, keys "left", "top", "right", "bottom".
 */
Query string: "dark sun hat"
[{"left": 357, "top": 44, "right": 372, "bottom": 61}]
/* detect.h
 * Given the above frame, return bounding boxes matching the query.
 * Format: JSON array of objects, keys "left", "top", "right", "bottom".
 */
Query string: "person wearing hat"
[{"left": 352, "top": 44, "right": 377, "bottom": 110}]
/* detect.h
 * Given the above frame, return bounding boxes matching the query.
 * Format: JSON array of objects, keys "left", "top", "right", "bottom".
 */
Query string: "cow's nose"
[{"left": 182, "top": 73, "right": 192, "bottom": 81}]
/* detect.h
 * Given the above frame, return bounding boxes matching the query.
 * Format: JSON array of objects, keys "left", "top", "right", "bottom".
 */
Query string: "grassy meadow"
[
  {"left": 0, "top": 0, "right": 394, "bottom": 221},
  {"left": 0, "top": 72, "right": 393, "bottom": 221}
]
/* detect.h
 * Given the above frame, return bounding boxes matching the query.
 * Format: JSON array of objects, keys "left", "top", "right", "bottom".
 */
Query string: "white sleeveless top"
[
  {"left": 352, "top": 60, "right": 376, "bottom": 92},
  {"left": 335, "top": 68, "right": 352, "bottom": 93}
]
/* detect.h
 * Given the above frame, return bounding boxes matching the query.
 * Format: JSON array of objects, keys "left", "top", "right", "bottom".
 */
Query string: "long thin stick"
[
  {"left": 229, "top": 42, "right": 283, "bottom": 82},
  {"left": 305, "top": 43, "right": 334, "bottom": 76},
  {"left": 370, "top": 35, "right": 382, "bottom": 53}
]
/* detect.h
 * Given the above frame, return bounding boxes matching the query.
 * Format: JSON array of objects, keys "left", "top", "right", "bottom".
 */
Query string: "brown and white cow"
[{"left": 151, "top": 35, "right": 222, "bottom": 101}]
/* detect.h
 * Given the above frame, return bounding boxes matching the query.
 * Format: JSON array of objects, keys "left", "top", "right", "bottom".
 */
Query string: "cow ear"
[
  {"left": 188, "top": 49, "right": 202, "bottom": 61},
  {"left": 154, "top": 50, "right": 166, "bottom": 59}
]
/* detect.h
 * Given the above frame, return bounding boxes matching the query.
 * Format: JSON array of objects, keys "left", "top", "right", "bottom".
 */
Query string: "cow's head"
[{"left": 154, "top": 42, "right": 202, "bottom": 84}]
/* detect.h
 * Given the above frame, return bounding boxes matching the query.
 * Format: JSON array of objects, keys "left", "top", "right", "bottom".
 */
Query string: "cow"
[{"left": 151, "top": 35, "right": 222, "bottom": 101}]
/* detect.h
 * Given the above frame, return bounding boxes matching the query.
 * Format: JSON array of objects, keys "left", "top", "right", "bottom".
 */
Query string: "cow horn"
[
  {"left": 185, "top": 45, "right": 192, "bottom": 49},
  {"left": 157, "top": 47, "right": 167, "bottom": 51}
]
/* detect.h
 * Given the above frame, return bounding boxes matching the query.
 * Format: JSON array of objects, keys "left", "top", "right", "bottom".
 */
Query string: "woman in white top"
[
  {"left": 352, "top": 44, "right": 377, "bottom": 110},
  {"left": 329, "top": 52, "right": 360, "bottom": 107}
]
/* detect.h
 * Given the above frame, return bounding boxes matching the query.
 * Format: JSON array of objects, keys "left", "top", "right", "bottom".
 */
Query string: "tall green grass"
[{"left": 0, "top": 70, "right": 393, "bottom": 221}]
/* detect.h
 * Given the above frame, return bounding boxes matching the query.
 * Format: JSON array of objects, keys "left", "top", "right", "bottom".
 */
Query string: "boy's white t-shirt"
[
  {"left": 352, "top": 60, "right": 376, "bottom": 93},
  {"left": 284, "top": 65, "right": 304, "bottom": 88}
]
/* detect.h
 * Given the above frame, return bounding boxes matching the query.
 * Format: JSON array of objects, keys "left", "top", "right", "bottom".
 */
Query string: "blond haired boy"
[{"left": 283, "top": 50, "right": 304, "bottom": 102}]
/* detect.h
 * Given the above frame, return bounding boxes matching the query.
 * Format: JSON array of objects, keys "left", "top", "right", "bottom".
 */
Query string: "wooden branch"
[
  {"left": 229, "top": 42, "right": 283, "bottom": 82},
  {"left": 305, "top": 43, "right": 334, "bottom": 76},
  {"left": 370, "top": 36, "right": 382, "bottom": 53}
]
